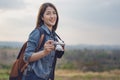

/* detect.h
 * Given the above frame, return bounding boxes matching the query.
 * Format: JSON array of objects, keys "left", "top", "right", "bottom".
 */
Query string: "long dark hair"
[{"left": 35, "top": 2, "right": 59, "bottom": 31}]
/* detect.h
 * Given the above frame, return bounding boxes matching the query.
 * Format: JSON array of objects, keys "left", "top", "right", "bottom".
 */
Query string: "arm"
[
  {"left": 29, "top": 40, "right": 55, "bottom": 62},
  {"left": 24, "top": 29, "right": 54, "bottom": 62}
]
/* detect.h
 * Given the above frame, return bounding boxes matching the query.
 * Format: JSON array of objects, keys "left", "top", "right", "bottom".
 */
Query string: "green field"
[
  {"left": 0, "top": 47, "right": 120, "bottom": 80},
  {"left": 55, "top": 69, "right": 120, "bottom": 80},
  {"left": 0, "top": 69, "right": 9, "bottom": 80},
  {"left": 1, "top": 69, "right": 120, "bottom": 80}
]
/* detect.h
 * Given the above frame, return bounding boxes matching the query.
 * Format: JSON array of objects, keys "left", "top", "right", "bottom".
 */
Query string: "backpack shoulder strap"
[
  {"left": 35, "top": 27, "right": 45, "bottom": 51},
  {"left": 35, "top": 34, "right": 44, "bottom": 51}
]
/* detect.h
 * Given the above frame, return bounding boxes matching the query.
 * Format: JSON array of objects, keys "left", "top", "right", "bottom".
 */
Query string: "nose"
[
  {"left": 50, "top": 13, "right": 56, "bottom": 18},
  {"left": 50, "top": 14, "right": 54, "bottom": 18}
]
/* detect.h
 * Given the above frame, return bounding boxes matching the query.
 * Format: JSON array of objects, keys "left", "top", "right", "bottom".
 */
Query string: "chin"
[{"left": 49, "top": 23, "right": 55, "bottom": 26}]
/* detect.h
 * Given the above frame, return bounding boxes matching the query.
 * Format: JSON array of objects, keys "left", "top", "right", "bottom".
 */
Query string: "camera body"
[{"left": 54, "top": 41, "right": 65, "bottom": 51}]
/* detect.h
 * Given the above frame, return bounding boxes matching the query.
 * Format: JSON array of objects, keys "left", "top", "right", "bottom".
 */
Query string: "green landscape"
[{"left": 0, "top": 42, "right": 120, "bottom": 80}]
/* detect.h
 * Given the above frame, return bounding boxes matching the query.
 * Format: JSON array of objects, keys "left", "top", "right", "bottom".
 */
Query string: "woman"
[{"left": 22, "top": 2, "right": 65, "bottom": 80}]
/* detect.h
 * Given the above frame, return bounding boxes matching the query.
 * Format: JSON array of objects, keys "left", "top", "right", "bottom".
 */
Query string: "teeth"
[
  {"left": 50, "top": 18, "right": 55, "bottom": 21},
  {"left": 50, "top": 20, "right": 54, "bottom": 22}
]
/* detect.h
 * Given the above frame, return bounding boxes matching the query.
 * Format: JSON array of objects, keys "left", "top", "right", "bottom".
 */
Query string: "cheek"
[
  {"left": 55, "top": 17, "right": 57, "bottom": 20},
  {"left": 54, "top": 15, "right": 57, "bottom": 19},
  {"left": 42, "top": 17, "right": 48, "bottom": 22}
]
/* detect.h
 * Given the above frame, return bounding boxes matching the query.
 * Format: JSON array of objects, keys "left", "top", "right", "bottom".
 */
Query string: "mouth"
[{"left": 49, "top": 19, "right": 56, "bottom": 23}]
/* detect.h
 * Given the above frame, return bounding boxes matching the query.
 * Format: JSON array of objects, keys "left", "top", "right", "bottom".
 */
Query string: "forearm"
[
  {"left": 28, "top": 40, "right": 55, "bottom": 62},
  {"left": 29, "top": 50, "right": 47, "bottom": 62}
]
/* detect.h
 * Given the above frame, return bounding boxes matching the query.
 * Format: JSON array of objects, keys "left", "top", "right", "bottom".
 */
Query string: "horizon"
[
  {"left": 0, "top": 0, "right": 120, "bottom": 45},
  {"left": 0, "top": 41, "right": 120, "bottom": 46}
]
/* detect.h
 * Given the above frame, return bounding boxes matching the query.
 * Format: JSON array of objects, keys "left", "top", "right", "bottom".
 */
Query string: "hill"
[
  {"left": 0, "top": 41, "right": 23, "bottom": 48},
  {"left": 0, "top": 41, "right": 120, "bottom": 50},
  {"left": 66, "top": 44, "right": 120, "bottom": 50}
]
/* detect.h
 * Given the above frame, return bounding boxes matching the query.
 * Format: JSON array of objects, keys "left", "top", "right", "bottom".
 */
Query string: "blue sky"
[{"left": 0, "top": 0, "right": 120, "bottom": 45}]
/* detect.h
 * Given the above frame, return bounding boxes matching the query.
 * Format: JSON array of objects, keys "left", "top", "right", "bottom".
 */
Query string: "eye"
[
  {"left": 46, "top": 12, "right": 51, "bottom": 15},
  {"left": 53, "top": 11, "right": 56, "bottom": 14}
]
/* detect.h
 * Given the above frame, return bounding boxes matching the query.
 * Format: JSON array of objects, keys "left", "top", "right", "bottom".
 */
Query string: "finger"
[
  {"left": 46, "top": 46, "right": 54, "bottom": 50},
  {"left": 46, "top": 40, "right": 54, "bottom": 44},
  {"left": 46, "top": 45, "right": 55, "bottom": 51}
]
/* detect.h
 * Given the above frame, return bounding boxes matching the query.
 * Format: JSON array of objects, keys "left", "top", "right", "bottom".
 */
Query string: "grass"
[
  {"left": 0, "top": 69, "right": 120, "bottom": 80},
  {"left": 0, "top": 69, "right": 9, "bottom": 80},
  {"left": 55, "top": 69, "right": 120, "bottom": 80}
]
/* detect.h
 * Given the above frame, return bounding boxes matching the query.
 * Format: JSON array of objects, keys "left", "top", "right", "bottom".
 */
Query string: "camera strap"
[{"left": 55, "top": 33, "right": 64, "bottom": 43}]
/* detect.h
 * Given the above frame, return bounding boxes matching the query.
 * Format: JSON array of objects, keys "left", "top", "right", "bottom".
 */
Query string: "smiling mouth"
[{"left": 49, "top": 19, "right": 55, "bottom": 23}]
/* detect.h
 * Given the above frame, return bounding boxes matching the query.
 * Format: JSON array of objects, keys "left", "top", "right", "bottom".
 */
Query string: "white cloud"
[{"left": 0, "top": 0, "right": 26, "bottom": 10}]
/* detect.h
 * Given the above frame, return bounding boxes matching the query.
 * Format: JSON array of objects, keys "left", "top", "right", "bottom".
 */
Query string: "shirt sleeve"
[{"left": 24, "top": 29, "right": 40, "bottom": 62}]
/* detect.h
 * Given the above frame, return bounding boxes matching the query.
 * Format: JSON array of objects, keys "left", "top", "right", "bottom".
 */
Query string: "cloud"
[
  {"left": 57, "top": 0, "right": 120, "bottom": 27},
  {"left": 0, "top": 0, "right": 120, "bottom": 45},
  {"left": 57, "top": 15, "right": 120, "bottom": 45},
  {"left": 82, "top": 0, "right": 120, "bottom": 27},
  {"left": 0, "top": 0, "right": 26, "bottom": 10}
]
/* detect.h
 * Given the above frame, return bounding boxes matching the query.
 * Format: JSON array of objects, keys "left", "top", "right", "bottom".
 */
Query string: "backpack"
[{"left": 9, "top": 29, "right": 44, "bottom": 80}]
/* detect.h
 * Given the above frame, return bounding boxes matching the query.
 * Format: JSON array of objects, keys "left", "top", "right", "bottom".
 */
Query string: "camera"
[{"left": 54, "top": 41, "right": 65, "bottom": 51}]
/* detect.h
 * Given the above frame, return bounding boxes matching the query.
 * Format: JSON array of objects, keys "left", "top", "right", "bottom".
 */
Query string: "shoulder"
[
  {"left": 37, "top": 27, "right": 47, "bottom": 36},
  {"left": 29, "top": 29, "right": 40, "bottom": 38}
]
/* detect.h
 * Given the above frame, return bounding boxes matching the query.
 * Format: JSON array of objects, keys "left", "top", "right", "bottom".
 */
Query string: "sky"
[{"left": 0, "top": 0, "right": 120, "bottom": 45}]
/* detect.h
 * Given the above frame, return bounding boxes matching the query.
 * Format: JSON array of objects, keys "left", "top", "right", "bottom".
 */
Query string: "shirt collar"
[{"left": 41, "top": 25, "right": 51, "bottom": 35}]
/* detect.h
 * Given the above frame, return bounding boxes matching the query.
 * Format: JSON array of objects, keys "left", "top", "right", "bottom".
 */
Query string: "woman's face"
[{"left": 42, "top": 6, "right": 57, "bottom": 28}]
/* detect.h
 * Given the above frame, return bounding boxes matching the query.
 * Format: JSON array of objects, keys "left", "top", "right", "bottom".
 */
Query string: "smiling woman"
[{"left": 20, "top": 2, "right": 65, "bottom": 80}]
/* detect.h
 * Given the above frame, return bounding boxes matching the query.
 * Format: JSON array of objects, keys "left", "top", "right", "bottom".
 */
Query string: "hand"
[{"left": 43, "top": 40, "right": 55, "bottom": 55}]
